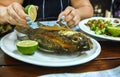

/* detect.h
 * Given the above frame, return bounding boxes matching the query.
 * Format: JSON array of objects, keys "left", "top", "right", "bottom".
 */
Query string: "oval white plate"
[
  {"left": 0, "top": 29, "right": 101, "bottom": 67},
  {"left": 79, "top": 17, "right": 120, "bottom": 41}
]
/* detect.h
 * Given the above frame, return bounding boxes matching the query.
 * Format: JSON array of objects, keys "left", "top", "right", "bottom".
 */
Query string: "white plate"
[
  {"left": 0, "top": 31, "right": 101, "bottom": 67},
  {"left": 79, "top": 17, "right": 120, "bottom": 41}
]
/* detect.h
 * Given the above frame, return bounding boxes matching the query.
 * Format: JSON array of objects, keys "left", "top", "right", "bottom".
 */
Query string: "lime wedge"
[
  {"left": 107, "top": 26, "right": 120, "bottom": 37},
  {"left": 24, "top": 5, "right": 37, "bottom": 22},
  {"left": 16, "top": 40, "right": 38, "bottom": 55}
]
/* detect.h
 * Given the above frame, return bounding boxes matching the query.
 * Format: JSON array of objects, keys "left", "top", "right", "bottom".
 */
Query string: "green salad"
[
  {"left": 0, "top": 23, "right": 13, "bottom": 35},
  {"left": 85, "top": 19, "right": 120, "bottom": 37}
]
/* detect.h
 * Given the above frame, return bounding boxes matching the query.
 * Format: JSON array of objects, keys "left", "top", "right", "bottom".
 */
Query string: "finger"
[
  {"left": 7, "top": 5, "right": 27, "bottom": 25},
  {"left": 57, "top": 12, "right": 64, "bottom": 21},
  {"left": 64, "top": 6, "right": 74, "bottom": 16},
  {"left": 35, "top": 6, "right": 39, "bottom": 10},
  {"left": 65, "top": 13, "right": 74, "bottom": 22},
  {"left": 7, "top": 6, "right": 18, "bottom": 25},
  {"left": 69, "top": 16, "right": 81, "bottom": 27},
  {"left": 67, "top": 20, "right": 75, "bottom": 28},
  {"left": 12, "top": 2, "right": 28, "bottom": 19},
  {"left": 72, "top": 16, "right": 81, "bottom": 26},
  {"left": 7, "top": 16, "right": 25, "bottom": 26},
  {"left": 7, "top": 16, "right": 19, "bottom": 25},
  {"left": 57, "top": 6, "right": 73, "bottom": 21},
  {"left": 64, "top": 7, "right": 75, "bottom": 22}
]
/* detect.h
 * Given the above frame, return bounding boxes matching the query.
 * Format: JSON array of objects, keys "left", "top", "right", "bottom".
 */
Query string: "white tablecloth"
[{"left": 39, "top": 66, "right": 120, "bottom": 77}]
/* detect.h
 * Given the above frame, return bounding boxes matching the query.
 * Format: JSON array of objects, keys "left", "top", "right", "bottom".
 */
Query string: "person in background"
[{"left": 0, "top": 0, "right": 93, "bottom": 28}]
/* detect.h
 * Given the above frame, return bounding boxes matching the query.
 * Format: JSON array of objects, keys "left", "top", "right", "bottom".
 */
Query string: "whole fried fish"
[{"left": 15, "top": 24, "right": 93, "bottom": 54}]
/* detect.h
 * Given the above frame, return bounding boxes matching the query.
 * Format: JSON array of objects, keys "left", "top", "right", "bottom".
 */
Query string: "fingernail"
[
  {"left": 27, "top": 21, "right": 32, "bottom": 25},
  {"left": 26, "top": 17, "right": 31, "bottom": 21},
  {"left": 61, "top": 16, "right": 65, "bottom": 20}
]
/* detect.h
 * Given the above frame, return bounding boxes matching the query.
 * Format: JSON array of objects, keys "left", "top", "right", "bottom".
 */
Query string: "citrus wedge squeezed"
[
  {"left": 16, "top": 40, "right": 38, "bottom": 55},
  {"left": 24, "top": 5, "right": 37, "bottom": 22}
]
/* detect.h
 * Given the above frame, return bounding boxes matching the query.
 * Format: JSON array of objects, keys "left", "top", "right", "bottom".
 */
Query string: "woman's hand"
[
  {"left": 58, "top": 6, "right": 81, "bottom": 28},
  {"left": 0, "top": 2, "right": 28, "bottom": 26}
]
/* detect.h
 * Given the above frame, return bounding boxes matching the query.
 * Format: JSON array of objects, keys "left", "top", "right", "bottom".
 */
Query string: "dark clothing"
[
  {"left": 23, "top": 0, "right": 71, "bottom": 21},
  {"left": 112, "top": 0, "right": 120, "bottom": 18}
]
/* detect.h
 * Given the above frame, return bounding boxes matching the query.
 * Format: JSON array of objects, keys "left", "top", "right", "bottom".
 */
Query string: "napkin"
[{"left": 38, "top": 66, "right": 120, "bottom": 77}]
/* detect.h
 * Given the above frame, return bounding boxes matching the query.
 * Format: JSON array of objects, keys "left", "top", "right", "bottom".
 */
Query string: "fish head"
[{"left": 58, "top": 30, "right": 93, "bottom": 52}]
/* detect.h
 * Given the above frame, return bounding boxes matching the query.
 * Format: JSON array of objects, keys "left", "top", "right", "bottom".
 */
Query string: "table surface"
[{"left": 0, "top": 36, "right": 120, "bottom": 77}]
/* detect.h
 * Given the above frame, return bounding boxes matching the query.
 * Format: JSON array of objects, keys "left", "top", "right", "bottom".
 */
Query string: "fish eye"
[{"left": 72, "top": 37, "right": 79, "bottom": 43}]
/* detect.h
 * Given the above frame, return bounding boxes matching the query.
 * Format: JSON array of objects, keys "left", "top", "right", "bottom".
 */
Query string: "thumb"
[
  {"left": 57, "top": 12, "right": 65, "bottom": 21},
  {"left": 35, "top": 6, "right": 39, "bottom": 10}
]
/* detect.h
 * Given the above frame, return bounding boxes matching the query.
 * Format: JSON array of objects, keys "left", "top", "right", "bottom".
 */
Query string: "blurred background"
[{"left": 90, "top": 0, "right": 120, "bottom": 18}]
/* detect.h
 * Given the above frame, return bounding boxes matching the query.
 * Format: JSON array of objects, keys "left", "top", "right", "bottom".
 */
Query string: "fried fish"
[{"left": 15, "top": 23, "right": 93, "bottom": 54}]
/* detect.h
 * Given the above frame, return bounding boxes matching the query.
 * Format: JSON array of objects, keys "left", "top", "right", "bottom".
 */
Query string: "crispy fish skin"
[{"left": 15, "top": 25, "right": 93, "bottom": 54}]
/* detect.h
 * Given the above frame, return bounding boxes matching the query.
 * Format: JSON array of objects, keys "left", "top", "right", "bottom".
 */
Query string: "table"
[{"left": 0, "top": 40, "right": 120, "bottom": 77}]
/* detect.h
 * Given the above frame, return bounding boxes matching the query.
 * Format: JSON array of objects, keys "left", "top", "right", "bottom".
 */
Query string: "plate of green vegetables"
[
  {"left": 0, "top": 23, "right": 14, "bottom": 37},
  {"left": 79, "top": 17, "right": 120, "bottom": 41}
]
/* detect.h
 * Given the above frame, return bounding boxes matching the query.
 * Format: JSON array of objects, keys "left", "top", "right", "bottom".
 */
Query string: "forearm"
[
  {"left": 71, "top": 0, "right": 93, "bottom": 19},
  {"left": 0, "top": 0, "right": 23, "bottom": 24},
  {"left": 76, "top": 5, "right": 93, "bottom": 19},
  {"left": 0, "top": 6, "right": 7, "bottom": 24},
  {"left": 0, "top": 0, "right": 23, "bottom": 6}
]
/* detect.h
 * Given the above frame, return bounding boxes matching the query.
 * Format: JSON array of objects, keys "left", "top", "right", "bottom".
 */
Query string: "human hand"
[
  {"left": 2, "top": 2, "right": 28, "bottom": 26},
  {"left": 58, "top": 6, "right": 81, "bottom": 28}
]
